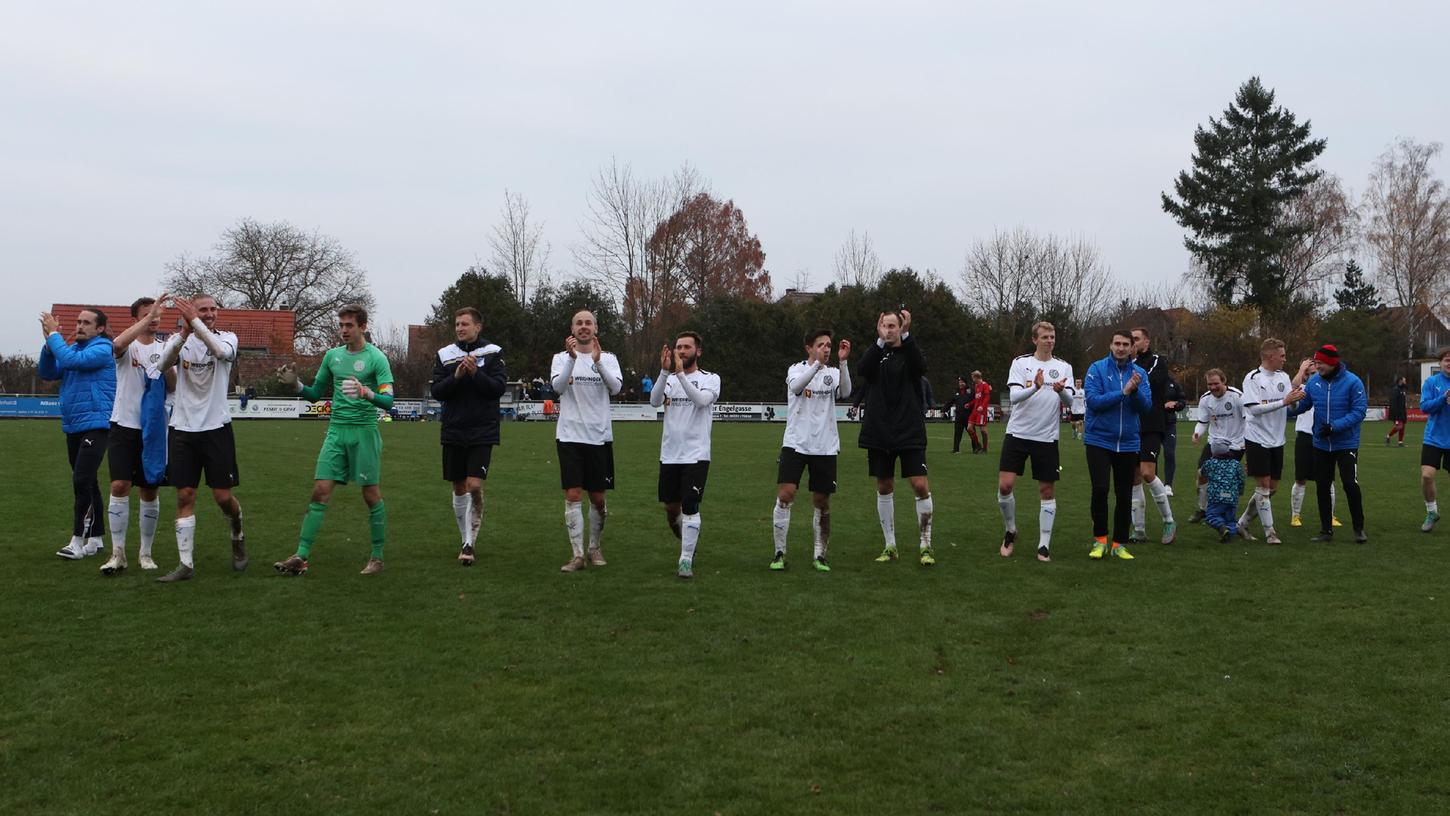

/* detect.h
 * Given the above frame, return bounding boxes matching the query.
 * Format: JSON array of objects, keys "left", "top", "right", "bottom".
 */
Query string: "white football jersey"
[
  {"left": 552, "top": 351, "right": 623, "bottom": 445},
  {"left": 111, "top": 338, "right": 164, "bottom": 429},
  {"left": 1071, "top": 391, "right": 1086, "bottom": 415},
  {"left": 782, "top": 361, "right": 844, "bottom": 456},
  {"left": 659, "top": 370, "right": 720, "bottom": 463},
  {"left": 1241, "top": 367, "right": 1293, "bottom": 447},
  {"left": 1295, "top": 405, "right": 1315, "bottom": 433},
  {"left": 1005, "top": 355, "right": 1074, "bottom": 443},
  {"left": 169, "top": 331, "right": 238, "bottom": 433},
  {"left": 1196, "top": 387, "right": 1246, "bottom": 450}
]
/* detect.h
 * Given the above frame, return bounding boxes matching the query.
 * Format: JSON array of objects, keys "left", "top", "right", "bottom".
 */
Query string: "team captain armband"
[{"left": 378, "top": 383, "right": 394, "bottom": 394}]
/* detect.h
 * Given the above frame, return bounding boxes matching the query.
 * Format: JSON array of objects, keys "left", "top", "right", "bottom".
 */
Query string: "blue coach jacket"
[
  {"left": 1287, "top": 364, "right": 1367, "bottom": 452},
  {"left": 1083, "top": 354, "right": 1153, "bottom": 453},
  {"left": 38, "top": 332, "right": 116, "bottom": 434}
]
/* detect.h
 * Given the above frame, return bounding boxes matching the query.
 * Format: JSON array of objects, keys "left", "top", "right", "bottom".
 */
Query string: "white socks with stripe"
[
  {"left": 588, "top": 503, "right": 606, "bottom": 552},
  {"left": 998, "top": 491, "right": 1017, "bottom": 533},
  {"left": 680, "top": 513, "right": 700, "bottom": 561},
  {"left": 564, "top": 500, "right": 584, "bottom": 557},
  {"left": 109, "top": 496, "right": 129, "bottom": 556},
  {"left": 877, "top": 493, "right": 896, "bottom": 549},
  {"left": 139, "top": 499, "right": 159, "bottom": 559},
  {"left": 1039, "top": 499, "right": 1057, "bottom": 549},
  {"left": 1147, "top": 477, "right": 1174, "bottom": 523},
  {"left": 772, "top": 500, "right": 791, "bottom": 555},
  {"left": 916, "top": 494, "right": 933, "bottom": 550},
  {"left": 452, "top": 493, "right": 472, "bottom": 544},
  {"left": 175, "top": 516, "right": 196, "bottom": 568}
]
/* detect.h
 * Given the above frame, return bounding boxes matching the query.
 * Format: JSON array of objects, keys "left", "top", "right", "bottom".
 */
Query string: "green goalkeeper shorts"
[{"left": 314, "top": 425, "right": 383, "bottom": 486}]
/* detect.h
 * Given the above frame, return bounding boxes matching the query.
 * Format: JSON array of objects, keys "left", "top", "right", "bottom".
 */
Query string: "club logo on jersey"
[
  {"left": 824, "top": 375, "right": 833, "bottom": 387},
  {"left": 1049, "top": 369, "right": 1060, "bottom": 379},
  {"left": 1277, "top": 383, "right": 1286, "bottom": 392},
  {"left": 149, "top": 353, "right": 160, "bottom": 363},
  {"left": 353, "top": 360, "right": 365, "bottom": 372}
]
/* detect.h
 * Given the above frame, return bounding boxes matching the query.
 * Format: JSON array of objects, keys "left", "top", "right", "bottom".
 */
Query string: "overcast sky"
[{"left": 3, "top": 0, "right": 1447, "bottom": 357}]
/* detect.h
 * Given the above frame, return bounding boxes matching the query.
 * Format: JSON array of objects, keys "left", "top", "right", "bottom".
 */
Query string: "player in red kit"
[{"left": 968, "top": 370, "right": 993, "bottom": 454}]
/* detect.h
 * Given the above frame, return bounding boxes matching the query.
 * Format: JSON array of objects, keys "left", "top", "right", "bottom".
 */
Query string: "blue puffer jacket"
[
  {"left": 1421, "top": 372, "right": 1450, "bottom": 450},
  {"left": 1083, "top": 354, "right": 1153, "bottom": 453},
  {"left": 1287, "top": 363, "right": 1367, "bottom": 451},
  {"left": 39, "top": 332, "right": 116, "bottom": 434}
]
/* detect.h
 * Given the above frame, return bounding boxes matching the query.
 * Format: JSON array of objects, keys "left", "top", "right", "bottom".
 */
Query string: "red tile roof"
[{"left": 50, "top": 304, "right": 295, "bottom": 355}]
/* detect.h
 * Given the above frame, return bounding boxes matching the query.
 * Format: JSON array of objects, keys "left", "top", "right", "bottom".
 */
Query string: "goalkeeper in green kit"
[{"left": 273, "top": 304, "right": 396, "bottom": 575}]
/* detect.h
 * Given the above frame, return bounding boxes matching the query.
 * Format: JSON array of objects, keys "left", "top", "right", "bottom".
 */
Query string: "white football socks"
[
  {"left": 998, "top": 491, "right": 1017, "bottom": 533},
  {"left": 680, "top": 513, "right": 701, "bottom": 561},
  {"left": 1429, "top": 500, "right": 1439, "bottom": 513},
  {"left": 1291, "top": 483, "right": 1305, "bottom": 516},
  {"left": 772, "top": 500, "right": 792, "bottom": 555},
  {"left": 1197, "top": 482, "right": 1208, "bottom": 511},
  {"left": 812, "top": 508, "right": 829, "bottom": 559},
  {"left": 1039, "top": 499, "right": 1057, "bottom": 550},
  {"left": 916, "top": 494, "right": 933, "bottom": 550},
  {"left": 564, "top": 500, "right": 584, "bottom": 557},
  {"left": 1131, "top": 483, "right": 1146, "bottom": 530},
  {"left": 1147, "top": 477, "right": 1174, "bottom": 523},
  {"left": 138, "top": 499, "right": 159, "bottom": 559},
  {"left": 588, "top": 503, "right": 606, "bottom": 551},
  {"left": 452, "top": 493, "right": 472, "bottom": 544},
  {"left": 109, "top": 496, "right": 129, "bottom": 555},
  {"left": 175, "top": 515, "right": 196, "bottom": 568},
  {"left": 877, "top": 493, "right": 896, "bottom": 549},
  {"left": 1255, "top": 487, "right": 1274, "bottom": 530}
]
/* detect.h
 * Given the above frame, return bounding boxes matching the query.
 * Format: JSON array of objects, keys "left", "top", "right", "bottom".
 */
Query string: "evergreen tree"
[
  {"left": 1161, "top": 77, "right": 1326, "bottom": 317},
  {"left": 1333, "top": 260, "right": 1382, "bottom": 312}
]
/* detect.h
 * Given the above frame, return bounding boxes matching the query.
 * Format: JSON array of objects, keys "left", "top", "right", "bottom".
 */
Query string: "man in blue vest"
[{"left": 39, "top": 307, "right": 117, "bottom": 560}]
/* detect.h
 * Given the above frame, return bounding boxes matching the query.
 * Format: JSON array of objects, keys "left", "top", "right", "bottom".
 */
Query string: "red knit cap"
[{"left": 1314, "top": 344, "right": 1340, "bottom": 365}]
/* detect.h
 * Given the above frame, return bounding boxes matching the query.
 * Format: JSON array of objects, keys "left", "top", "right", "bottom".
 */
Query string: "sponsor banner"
[
  {"left": 1409, "top": 409, "right": 1428, "bottom": 422},
  {"left": 393, "top": 399, "right": 424, "bottom": 419},
  {"left": 0, "top": 395, "right": 63, "bottom": 418},
  {"left": 228, "top": 398, "right": 304, "bottom": 419}
]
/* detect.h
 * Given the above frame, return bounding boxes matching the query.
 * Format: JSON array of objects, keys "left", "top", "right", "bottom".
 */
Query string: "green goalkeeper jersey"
[{"left": 301, "top": 343, "right": 395, "bottom": 426}]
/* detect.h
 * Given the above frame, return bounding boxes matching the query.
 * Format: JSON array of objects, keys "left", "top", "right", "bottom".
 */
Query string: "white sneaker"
[
  {"left": 83, "top": 537, "right": 105, "bottom": 557},
  {"left": 100, "top": 553, "right": 128, "bottom": 575},
  {"left": 139, "top": 555, "right": 159, "bottom": 570},
  {"left": 1164, "top": 485, "right": 1175, "bottom": 497},
  {"left": 56, "top": 541, "right": 85, "bottom": 560}
]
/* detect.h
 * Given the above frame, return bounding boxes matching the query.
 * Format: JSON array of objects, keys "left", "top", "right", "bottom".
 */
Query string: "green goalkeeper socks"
[
  {"left": 369, "top": 501, "right": 387, "bottom": 558},
  {"left": 297, "top": 501, "right": 328, "bottom": 558}
]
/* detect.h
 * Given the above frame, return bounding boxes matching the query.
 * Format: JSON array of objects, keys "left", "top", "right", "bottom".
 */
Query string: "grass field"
[{"left": 2, "top": 417, "right": 1447, "bottom": 815}]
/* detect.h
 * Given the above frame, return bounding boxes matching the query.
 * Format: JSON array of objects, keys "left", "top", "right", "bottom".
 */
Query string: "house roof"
[{"left": 50, "top": 303, "right": 295, "bottom": 354}]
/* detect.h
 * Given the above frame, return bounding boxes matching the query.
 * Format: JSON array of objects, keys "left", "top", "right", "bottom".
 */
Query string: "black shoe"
[
  {"left": 1354, "top": 529, "right": 1368, "bottom": 544},
  {"left": 1310, "top": 531, "right": 1334, "bottom": 543},
  {"left": 1218, "top": 526, "right": 1231, "bottom": 543},
  {"left": 1188, "top": 510, "right": 1206, "bottom": 524},
  {"left": 458, "top": 543, "right": 476, "bottom": 566}
]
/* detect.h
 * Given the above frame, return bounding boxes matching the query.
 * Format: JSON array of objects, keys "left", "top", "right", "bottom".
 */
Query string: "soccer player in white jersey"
[
  {"left": 1189, "top": 369, "right": 1246, "bottom": 525},
  {"left": 770, "top": 329, "right": 852, "bottom": 572},
  {"left": 101, "top": 295, "right": 173, "bottom": 573},
  {"left": 996, "top": 322, "right": 1075, "bottom": 562},
  {"left": 551, "top": 309, "right": 623, "bottom": 573},
  {"left": 154, "top": 294, "right": 246, "bottom": 582},
  {"left": 1235, "top": 340, "right": 1307, "bottom": 544},
  {"left": 649, "top": 332, "right": 721, "bottom": 579}
]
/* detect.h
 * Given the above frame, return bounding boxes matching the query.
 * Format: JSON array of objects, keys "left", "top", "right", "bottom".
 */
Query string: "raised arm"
[
  {"left": 551, "top": 353, "right": 575, "bottom": 395},
  {"left": 44, "top": 332, "right": 112, "bottom": 372},
  {"left": 789, "top": 362, "right": 821, "bottom": 396},
  {"left": 297, "top": 351, "right": 335, "bottom": 401},
  {"left": 835, "top": 361, "right": 853, "bottom": 400},
  {"left": 158, "top": 333, "right": 184, "bottom": 371},
  {"left": 649, "top": 368, "right": 668, "bottom": 407}
]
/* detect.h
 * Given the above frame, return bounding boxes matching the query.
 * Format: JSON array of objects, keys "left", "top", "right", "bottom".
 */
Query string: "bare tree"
[
  {"left": 1277, "top": 172, "right": 1359, "bottom": 298},
  {"left": 961, "top": 227, "right": 1116, "bottom": 355},
  {"left": 1362, "top": 139, "right": 1450, "bottom": 360},
  {"left": 163, "top": 218, "right": 373, "bottom": 354},
  {"left": 488, "top": 189, "right": 551, "bottom": 305},
  {"left": 574, "top": 159, "right": 705, "bottom": 369},
  {"left": 833, "top": 229, "right": 882, "bottom": 288}
]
